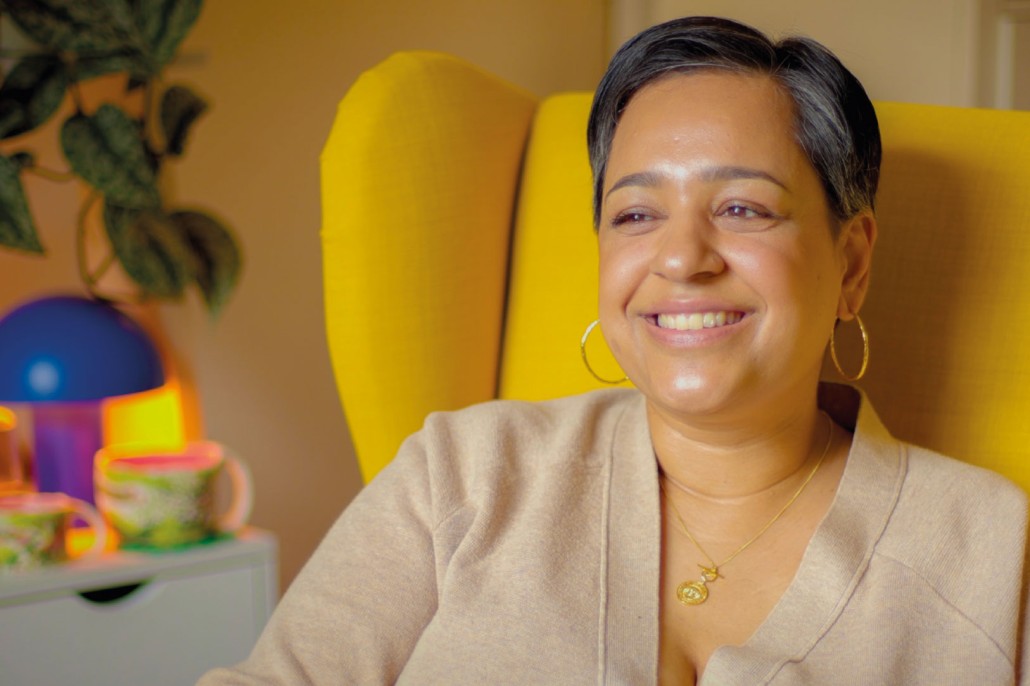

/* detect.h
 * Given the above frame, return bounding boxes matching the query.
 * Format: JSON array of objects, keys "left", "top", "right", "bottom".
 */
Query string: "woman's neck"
[{"left": 648, "top": 401, "right": 830, "bottom": 501}]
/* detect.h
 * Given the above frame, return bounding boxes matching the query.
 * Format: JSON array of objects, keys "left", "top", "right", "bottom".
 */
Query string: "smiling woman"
[
  {"left": 598, "top": 71, "right": 863, "bottom": 429},
  {"left": 199, "top": 16, "right": 1029, "bottom": 686}
]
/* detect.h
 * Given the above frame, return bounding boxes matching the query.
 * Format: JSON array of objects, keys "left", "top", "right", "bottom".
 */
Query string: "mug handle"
[
  {"left": 217, "top": 451, "right": 254, "bottom": 534},
  {"left": 68, "top": 497, "right": 108, "bottom": 559}
]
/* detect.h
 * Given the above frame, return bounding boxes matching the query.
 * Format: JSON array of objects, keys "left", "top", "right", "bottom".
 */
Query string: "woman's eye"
[
  {"left": 611, "top": 211, "right": 653, "bottom": 226},
  {"left": 721, "top": 204, "right": 767, "bottom": 219},
  {"left": 714, "top": 201, "right": 781, "bottom": 232}
]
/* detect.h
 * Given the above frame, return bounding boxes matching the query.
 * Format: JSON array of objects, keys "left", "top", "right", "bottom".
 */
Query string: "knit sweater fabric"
[{"left": 199, "top": 386, "right": 1029, "bottom": 685}]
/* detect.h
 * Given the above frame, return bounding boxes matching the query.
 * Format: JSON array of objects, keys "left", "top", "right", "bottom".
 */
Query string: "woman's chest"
[
  {"left": 658, "top": 554, "right": 802, "bottom": 685},
  {"left": 399, "top": 492, "right": 609, "bottom": 683}
]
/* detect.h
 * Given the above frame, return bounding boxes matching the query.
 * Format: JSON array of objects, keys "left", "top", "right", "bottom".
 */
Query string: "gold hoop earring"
[
  {"left": 830, "top": 314, "right": 869, "bottom": 382},
  {"left": 580, "top": 320, "right": 628, "bottom": 385}
]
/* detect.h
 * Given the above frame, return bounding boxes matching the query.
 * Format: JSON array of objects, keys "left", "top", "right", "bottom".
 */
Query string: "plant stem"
[
  {"left": 142, "top": 77, "right": 166, "bottom": 161},
  {"left": 75, "top": 189, "right": 141, "bottom": 302},
  {"left": 90, "top": 252, "right": 116, "bottom": 283},
  {"left": 69, "top": 80, "right": 86, "bottom": 114},
  {"left": 75, "top": 192, "right": 142, "bottom": 305},
  {"left": 76, "top": 191, "right": 101, "bottom": 294},
  {"left": 143, "top": 79, "right": 154, "bottom": 135},
  {"left": 25, "top": 165, "right": 76, "bottom": 182}
]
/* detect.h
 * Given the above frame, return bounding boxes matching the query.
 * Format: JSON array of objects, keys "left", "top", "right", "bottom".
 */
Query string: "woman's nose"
[{"left": 650, "top": 214, "right": 726, "bottom": 282}]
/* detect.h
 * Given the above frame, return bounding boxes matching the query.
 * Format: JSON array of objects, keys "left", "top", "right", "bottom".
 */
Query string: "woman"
[{"left": 201, "top": 17, "right": 1028, "bottom": 685}]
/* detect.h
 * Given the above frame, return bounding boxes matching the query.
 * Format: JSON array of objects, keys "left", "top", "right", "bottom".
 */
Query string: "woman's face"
[{"left": 598, "top": 71, "right": 872, "bottom": 423}]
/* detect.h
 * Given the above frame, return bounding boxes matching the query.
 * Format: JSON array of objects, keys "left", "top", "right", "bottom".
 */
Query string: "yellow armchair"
[{"left": 322, "top": 51, "right": 1030, "bottom": 489}]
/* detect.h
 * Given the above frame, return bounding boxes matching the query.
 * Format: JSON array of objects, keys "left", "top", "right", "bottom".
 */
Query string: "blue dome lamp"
[{"left": 0, "top": 295, "right": 164, "bottom": 504}]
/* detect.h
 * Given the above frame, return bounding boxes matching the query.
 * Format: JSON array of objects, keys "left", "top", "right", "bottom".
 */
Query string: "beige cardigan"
[{"left": 200, "top": 386, "right": 1029, "bottom": 685}]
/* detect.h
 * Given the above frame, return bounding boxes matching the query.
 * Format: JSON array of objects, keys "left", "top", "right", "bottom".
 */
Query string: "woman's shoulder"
[
  {"left": 901, "top": 443, "right": 1028, "bottom": 517},
  {"left": 420, "top": 387, "right": 642, "bottom": 442},
  {"left": 844, "top": 383, "right": 1027, "bottom": 520},
  {"left": 390, "top": 388, "right": 644, "bottom": 490},
  {"left": 862, "top": 444, "right": 1028, "bottom": 650},
  {"left": 369, "top": 388, "right": 646, "bottom": 534},
  {"left": 875, "top": 442, "right": 1028, "bottom": 591}
]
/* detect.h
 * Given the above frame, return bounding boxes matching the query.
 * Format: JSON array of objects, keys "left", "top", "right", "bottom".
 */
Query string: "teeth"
[{"left": 656, "top": 311, "right": 742, "bottom": 331}]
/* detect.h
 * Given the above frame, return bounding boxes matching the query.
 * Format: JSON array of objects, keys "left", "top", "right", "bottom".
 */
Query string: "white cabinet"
[{"left": 0, "top": 528, "right": 277, "bottom": 686}]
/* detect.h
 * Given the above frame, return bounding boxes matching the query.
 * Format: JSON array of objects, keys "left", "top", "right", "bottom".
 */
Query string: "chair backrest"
[{"left": 323, "top": 51, "right": 1030, "bottom": 489}]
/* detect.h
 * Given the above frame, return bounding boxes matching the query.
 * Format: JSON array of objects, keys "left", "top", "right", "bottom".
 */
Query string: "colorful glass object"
[
  {"left": 0, "top": 406, "right": 22, "bottom": 493},
  {"left": 0, "top": 295, "right": 164, "bottom": 504}
]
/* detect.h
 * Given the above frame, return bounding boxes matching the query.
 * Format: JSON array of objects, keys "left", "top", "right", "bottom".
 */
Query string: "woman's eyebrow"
[
  {"left": 605, "top": 166, "right": 789, "bottom": 201},
  {"left": 605, "top": 170, "right": 665, "bottom": 199},
  {"left": 700, "top": 165, "right": 789, "bottom": 190}
]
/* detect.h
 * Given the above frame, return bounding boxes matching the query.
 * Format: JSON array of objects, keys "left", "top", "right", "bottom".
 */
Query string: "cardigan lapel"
[
  {"left": 701, "top": 385, "right": 907, "bottom": 684},
  {"left": 599, "top": 393, "right": 662, "bottom": 684}
]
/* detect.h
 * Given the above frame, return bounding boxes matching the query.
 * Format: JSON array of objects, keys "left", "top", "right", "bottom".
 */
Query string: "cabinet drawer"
[{"left": 0, "top": 530, "right": 277, "bottom": 686}]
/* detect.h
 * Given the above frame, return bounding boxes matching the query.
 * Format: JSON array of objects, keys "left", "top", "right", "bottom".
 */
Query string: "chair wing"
[{"left": 322, "top": 52, "right": 536, "bottom": 481}]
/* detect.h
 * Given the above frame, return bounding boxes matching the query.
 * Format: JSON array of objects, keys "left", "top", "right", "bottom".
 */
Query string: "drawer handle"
[{"left": 77, "top": 580, "right": 152, "bottom": 604}]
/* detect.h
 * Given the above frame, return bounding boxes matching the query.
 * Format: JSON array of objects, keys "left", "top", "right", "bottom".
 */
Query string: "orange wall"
[{"left": 0, "top": 0, "right": 606, "bottom": 590}]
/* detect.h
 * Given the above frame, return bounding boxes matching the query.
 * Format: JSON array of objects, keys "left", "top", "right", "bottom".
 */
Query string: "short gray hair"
[{"left": 587, "top": 16, "right": 881, "bottom": 230}]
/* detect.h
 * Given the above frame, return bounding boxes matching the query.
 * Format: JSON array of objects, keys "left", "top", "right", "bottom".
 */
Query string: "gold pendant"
[
  {"left": 676, "top": 566, "right": 719, "bottom": 606},
  {"left": 676, "top": 579, "right": 708, "bottom": 605}
]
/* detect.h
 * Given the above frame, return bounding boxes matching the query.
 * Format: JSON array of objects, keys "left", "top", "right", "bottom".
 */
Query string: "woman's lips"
[{"left": 654, "top": 310, "right": 745, "bottom": 331}]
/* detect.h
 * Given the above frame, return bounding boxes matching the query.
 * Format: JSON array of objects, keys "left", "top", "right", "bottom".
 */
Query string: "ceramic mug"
[
  {"left": 95, "top": 441, "right": 253, "bottom": 549},
  {"left": 0, "top": 492, "right": 107, "bottom": 571}
]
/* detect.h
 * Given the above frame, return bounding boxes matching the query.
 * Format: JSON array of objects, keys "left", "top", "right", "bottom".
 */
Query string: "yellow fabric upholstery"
[
  {"left": 321, "top": 52, "right": 536, "bottom": 482},
  {"left": 499, "top": 93, "right": 604, "bottom": 400},
  {"left": 856, "top": 103, "right": 1030, "bottom": 488},
  {"left": 323, "top": 52, "right": 1030, "bottom": 490}
]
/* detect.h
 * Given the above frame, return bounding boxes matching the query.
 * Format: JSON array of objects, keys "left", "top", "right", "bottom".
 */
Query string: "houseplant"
[{"left": 0, "top": 0, "right": 240, "bottom": 316}]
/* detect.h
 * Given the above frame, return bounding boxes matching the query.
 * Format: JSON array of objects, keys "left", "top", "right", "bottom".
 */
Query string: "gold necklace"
[{"left": 660, "top": 413, "right": 834, "bottom": 607}]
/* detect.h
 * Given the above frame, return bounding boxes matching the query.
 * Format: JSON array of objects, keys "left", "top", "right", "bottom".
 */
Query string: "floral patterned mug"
[
  {"left": 94, "top": 441, "right": 253, "bottom": 549},
  {"left": 0, "top": 492, "right": 107, "bottom": 571}
]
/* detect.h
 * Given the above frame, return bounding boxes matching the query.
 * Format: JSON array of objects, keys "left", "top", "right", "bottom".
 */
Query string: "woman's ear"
[{"left": 836, "top": 211, "right": 877, "bottom": 320}]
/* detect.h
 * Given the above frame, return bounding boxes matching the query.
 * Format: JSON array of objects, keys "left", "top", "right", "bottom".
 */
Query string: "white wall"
[
  {"left": 991, "top": 0, "right": 1030, "bottom": 108},
  {"left": 609, "top": 0, "right": 987, "bottom": 107}
]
